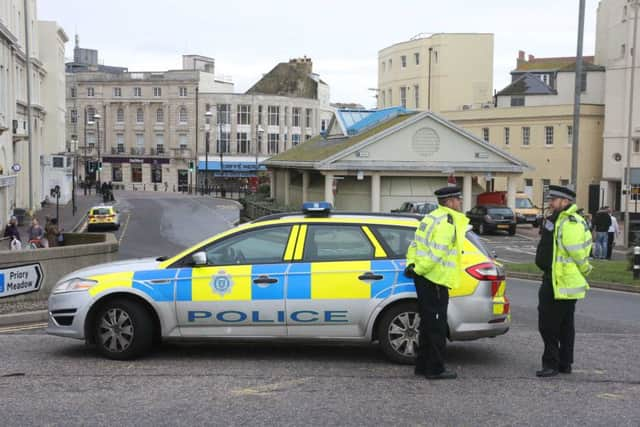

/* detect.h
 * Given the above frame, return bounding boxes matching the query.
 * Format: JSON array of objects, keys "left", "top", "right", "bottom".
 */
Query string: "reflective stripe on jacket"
[
  {"left": 406, "top": 205, "right": 469, "bottom": 289},
  {"left": 552, "top": 204, "right": 593, "bottom": 300}
]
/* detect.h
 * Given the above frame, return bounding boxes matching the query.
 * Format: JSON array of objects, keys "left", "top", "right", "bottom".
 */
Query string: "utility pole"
[
  {"left": 571, "top": 0, "right": 586, "bottom": 192},
  {"left": 624, "top": 0, "right": 640, "bottom": 247},
  {"left": 23, "top": 0, "right": 34, "bottom": 211}
]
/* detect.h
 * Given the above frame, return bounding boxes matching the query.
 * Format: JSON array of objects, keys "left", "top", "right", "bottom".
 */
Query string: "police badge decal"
[{"left": 210, "top": 271, "right": 233, "bottom": 296}]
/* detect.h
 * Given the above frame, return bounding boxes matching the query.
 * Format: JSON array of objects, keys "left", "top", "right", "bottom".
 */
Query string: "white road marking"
[
  {"left": 118, "top": 213, "right": 132, "bottom": 244},
  {"left": 0, "top": 322, "right": 48, "bottom": 333}
]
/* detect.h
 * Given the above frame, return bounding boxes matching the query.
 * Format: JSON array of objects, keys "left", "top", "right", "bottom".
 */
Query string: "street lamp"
[
  {"left": 71, "top": 136, "right": 78, "bottom": 216},
  {"left": 219, "top": 121, "right": 224, "bottom": 197},
  {"left": 93, "top": 113, "right": 102, "bottom": 184},
  {"left": 204, "top": 110, "right": 212, "bottom": 195}
]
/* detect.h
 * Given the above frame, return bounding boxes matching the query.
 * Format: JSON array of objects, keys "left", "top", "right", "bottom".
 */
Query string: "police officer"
[
  {"left": 535, "top": 185, "right": 593, "bottom": 377},
  {"left": 406, "top": 186, "right": 469, "bottom": 380}
]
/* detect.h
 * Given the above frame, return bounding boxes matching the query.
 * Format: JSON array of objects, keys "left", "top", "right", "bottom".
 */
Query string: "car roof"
[
  {"left": 252, "top": 211, "right": 422, "bottom": 224},
  {"left": 475, "top": 204, "right": 511, "bottom": 208}
]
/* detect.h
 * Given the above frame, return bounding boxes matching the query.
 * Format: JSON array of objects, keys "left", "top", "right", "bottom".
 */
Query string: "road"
[{"left": 0, "top": 278, "right": 638, "bottom": 426}]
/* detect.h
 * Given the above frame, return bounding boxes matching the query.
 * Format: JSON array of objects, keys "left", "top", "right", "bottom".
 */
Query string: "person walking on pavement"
[
  {"left": 45, "top": 217, "right": 61, "bottom": 248},
  {"left": 535, "top": 185, "right": 593, "bottom": 378},
  {"left": 3, "top": 216, "right": 21, "bottom": 249},
  {"left": 593, "top": 207, "right": 611, "bottom": 259},
  {"left": 28, "top": 218, "right": 45, "bottom": 248},
  {"left": 405, "top": 186, "right": 469, "bottom": 380},
  {"left": 606, "top": 207, "right": 620, "bottom": 260}
]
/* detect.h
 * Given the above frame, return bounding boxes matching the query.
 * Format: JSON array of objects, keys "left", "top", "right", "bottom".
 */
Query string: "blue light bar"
[{"left": 302, "top": 201, "right": 332, "bottom": 215}]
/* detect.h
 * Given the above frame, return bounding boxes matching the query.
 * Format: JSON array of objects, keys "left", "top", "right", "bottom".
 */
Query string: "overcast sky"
[{"left": 38, "top": 0, "right": 601, "bottom": 108}]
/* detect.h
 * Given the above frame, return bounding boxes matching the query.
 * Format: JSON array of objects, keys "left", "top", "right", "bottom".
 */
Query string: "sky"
[{"left": 38, "top": 0, "right": 601, "bottom": 108}]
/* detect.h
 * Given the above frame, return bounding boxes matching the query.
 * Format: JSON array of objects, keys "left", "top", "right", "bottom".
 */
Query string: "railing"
[{"left": 130, "top": 147, "right": 145, "bottom": 155}]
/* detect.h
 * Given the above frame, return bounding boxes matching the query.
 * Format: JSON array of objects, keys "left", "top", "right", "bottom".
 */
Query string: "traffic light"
[
  {"left": 189, "top": 160, "right": 194, "bottom": 172},
  {"left": 98, "top": 161, "right": 103, "bottom": 171}
]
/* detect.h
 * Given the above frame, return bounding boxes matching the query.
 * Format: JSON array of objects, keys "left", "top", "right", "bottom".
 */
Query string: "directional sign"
[{"left": 0, "top": 263, "right": 44, "bottom": 299}]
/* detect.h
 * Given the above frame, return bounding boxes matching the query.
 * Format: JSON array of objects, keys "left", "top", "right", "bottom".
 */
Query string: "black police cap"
[
  {"left": 435, "top": 186, "right": 462, "bottom": 200},
  {"left": 547, "top": 185, "right": 575, "bottom": 201}
]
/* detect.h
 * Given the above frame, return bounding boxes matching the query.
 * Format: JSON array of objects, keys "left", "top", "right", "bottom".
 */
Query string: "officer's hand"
[{"left": 404, "top": 264, "right": 416, "bottom": 278}]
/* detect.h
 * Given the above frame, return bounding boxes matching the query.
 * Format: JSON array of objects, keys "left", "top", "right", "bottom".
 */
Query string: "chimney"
[
  {"left": 528, "top": 54, "right": 535, "bottom": 61},
  {"left": 518, "top": 50, "right": 525, "bottom": 61}
]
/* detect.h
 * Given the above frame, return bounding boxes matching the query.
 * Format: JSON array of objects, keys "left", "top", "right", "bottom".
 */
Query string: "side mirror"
[{"left": 192, "top": 251, "right": 207, "bottom": 266}]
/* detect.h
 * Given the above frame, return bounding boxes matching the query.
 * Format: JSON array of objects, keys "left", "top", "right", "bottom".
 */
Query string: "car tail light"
[{"left": 466, "top": 262, "right": 505, "bottom": 296}]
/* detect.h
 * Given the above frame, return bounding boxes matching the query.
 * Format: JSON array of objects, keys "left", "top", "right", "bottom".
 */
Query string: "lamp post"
[
  {"left": 219, "top": 121, "right": 224, "bottom": 197},
  {"left": 71, "top": 136, "right": 78, "bottom": 216},
  {"left": 255, "top": 124, "right": 264, "bottom": 176},
  {"left": 204, "top": 110, "right": 212, "bottom": 195},
  {"left": 93, "top": 112, "right": 102, "bottom": 184}
]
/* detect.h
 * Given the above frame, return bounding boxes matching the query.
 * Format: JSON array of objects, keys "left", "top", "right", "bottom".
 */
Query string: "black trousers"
[
  {"left": 538, "top": 273, "right": 577, "bottom": 370},
  {"left": 607, "top": 232, "right": 614, "bottom": 260},
  {"left": 414, "top": 276, "right": 449, "bottom": 375}
]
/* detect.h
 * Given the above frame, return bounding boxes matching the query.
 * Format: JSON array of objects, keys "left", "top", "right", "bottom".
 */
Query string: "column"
[
  {"left": 463, "top": 175, "right": 472, "bottom": 213},
  {"left": 507, "top": 175, "right": 517, "bottom": 210},
  {"left": 371, "top": 173, "right": 381, "bottom": 212},
  {"left": 302, "top": 170, "right": 310, "bottom": 203},
  {"left": 324, "top": 173, "right": 334, "bottom": 206},
  {"left": 283, "top": 169, "right": 290, "bottom": 206},
  {"left": 270, "top": 169, "right": 276, "bottom": 199}
]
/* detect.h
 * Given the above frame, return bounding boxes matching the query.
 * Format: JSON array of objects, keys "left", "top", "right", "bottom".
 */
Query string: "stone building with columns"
[{"left": 264, "top": 107, "right": 528, "bottom": 212}]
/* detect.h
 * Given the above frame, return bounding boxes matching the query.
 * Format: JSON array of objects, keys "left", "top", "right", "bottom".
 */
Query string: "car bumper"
[
  {"left": 88, "top": 222, "right": 118, "bottom": 229},
  {"left": 448, "top": 281, "right": 511, "bottom": 340},
  {"left": 486, "top": 223, "right": 515, "bottom": 231},
  {"left": 46, "top": 291, "right": 93, "bottom": 340}
]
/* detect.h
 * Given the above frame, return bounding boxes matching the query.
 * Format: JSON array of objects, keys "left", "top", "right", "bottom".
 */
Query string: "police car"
[{"left": 47, "top": 202, "right": 510, "bottom": 363}]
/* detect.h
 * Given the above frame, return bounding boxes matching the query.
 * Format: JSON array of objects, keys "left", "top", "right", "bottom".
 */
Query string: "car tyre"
[
  {"left": 93, "top": 298, "right": 154, "bottom": 360},
  {"left": 508, "top": 226, "right": 516, "bottom": 236},
  {"left": 377, "top": 301, "right": 420, "bottom": 365}
]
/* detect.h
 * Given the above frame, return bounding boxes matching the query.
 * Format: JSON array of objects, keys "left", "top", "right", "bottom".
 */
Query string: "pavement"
[{"left": 0, "top": 278, "right": 638, "bottom": 425}]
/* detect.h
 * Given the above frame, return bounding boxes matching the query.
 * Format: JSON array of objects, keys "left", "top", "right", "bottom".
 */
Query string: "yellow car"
[
  {"left": 47, "top": 202, "right": 510, "bottom": 362},
  {"left": 87, "top": 205, "right": 120, "bottom": 232}
]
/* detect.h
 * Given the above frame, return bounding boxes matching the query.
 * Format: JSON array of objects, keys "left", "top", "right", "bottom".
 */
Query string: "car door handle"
[
  {"left": 358, "top": 272, "right": 384, "bottom": 281},
  {"left": 253, "top": 275, "right": 278, "bottom": 284}
]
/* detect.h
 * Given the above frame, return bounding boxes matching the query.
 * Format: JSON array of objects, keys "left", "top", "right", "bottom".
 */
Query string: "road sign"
[{"left": 0, "top": 263, "right": 44, "bottom": 299}]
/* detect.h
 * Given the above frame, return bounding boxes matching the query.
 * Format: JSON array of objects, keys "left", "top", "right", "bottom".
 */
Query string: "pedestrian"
[
  {"left": 108, "top": 182, "right": 115, "bottom": 201},
  {"left": 28, "top": 218, "right": 45, "bottom": 248},
  {"left": 405, "top": 186, "right": 469, "bottom": 380},
  {"left": 606, "top": 207, "right": 620, "bottom": 260},
  {"left": 3, "top": 216, "right": 21, "bottom": 250},
  {"left": 593, "top": 207, "right": 611, "bottom": 259},
  {"left": 535, "top": 185, "right": 592, "bottom": 378},
  {"left": 45, "top": 218, "right": 61, "bottom": 248}
]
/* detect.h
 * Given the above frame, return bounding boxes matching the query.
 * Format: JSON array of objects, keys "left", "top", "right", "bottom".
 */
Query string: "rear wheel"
[
  {"left": 93, "top": 298, "right": 154, "bottom": 360},
  {"left": 377, "top": 302, "right": 420, "bottom": 365}
]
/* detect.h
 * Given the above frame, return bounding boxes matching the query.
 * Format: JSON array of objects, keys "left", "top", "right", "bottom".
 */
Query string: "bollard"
[{"left": 634, "top": 246, "right": 640, "bottom": 280}]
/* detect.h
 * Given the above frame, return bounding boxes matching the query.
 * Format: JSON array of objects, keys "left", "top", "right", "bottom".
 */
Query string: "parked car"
[
  {"left": 476, "top": 192, "right": 541, "bottom": 227},
  {"left": 391, "top": 201, "right": 438, "bottom": 215},
  {"left": 466, "top": 205, "right": 516, "bottom": 235}
]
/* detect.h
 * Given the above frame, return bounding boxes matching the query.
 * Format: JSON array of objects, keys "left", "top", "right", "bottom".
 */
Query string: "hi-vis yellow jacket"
[
  {"left": 406, "top": 206, "right": 470, "bottom": 289},
  {"left": 552, "top": 204, "right": 593, "bottom": 300}
]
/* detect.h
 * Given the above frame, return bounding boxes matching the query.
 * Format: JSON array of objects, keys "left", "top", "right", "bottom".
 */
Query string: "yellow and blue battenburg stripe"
[{"left": 89, "top": 260, "right": 417, "bottom": 302}]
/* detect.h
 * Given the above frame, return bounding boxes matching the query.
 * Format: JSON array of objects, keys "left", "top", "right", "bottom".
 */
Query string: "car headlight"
[{"left": 53, "top": 278, "right": 98, "bottom": 294}]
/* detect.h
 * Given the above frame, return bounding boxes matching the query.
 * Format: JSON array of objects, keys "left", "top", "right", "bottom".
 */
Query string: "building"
[
  {"left": 377, "top": 33, "right": 494, "bottom": 112},
  {"left": 265, "top": 107, "right": 528, "bottom": 213},
  {"left": 67, "top": 52, "right": 331, "bottom": 191},
  {"left": 595, "top": 0, "right": 640, "bottom": 212},
  {"left": 443, "top": 52, "right": 605, "bottom": 210},
  {"left": 0, "top": 0, "right": 69, "bottom": 223}
]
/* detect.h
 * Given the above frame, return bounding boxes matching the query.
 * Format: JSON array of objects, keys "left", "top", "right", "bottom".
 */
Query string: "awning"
[{"left": 197, "top": 160, "right": 267, "bottom": 172}]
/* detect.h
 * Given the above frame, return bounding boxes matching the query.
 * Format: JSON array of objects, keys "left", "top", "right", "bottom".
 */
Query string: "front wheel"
[
  {"left": 377, "top": 302, "right": 420, "bottom": 364},
  {"left": 93, "top": 299, "right": 154, "bottom": 360}
]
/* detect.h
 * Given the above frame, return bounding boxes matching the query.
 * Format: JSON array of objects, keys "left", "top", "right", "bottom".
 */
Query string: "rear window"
[
  {"left": 372, "top": 225, "right": 415, "bottom": 258},
  {"left": 516, "top": 198, "right": 534, "bottom": 209},
  {"left": 487, "top": 207, "right": 513, "bottom": 216},
  {"left": 91, "top": 208, "right": 111, "bottom": 215},
  {"left": 466, "top": 231, "right": 491, "bottom": 257}
]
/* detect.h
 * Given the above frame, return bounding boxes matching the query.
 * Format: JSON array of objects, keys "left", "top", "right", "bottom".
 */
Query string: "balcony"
[
  {"left": 131, "top": 147, "right": 145, "bottom": 155},
  {"left": 173, "top": 147, "right": 192, "bottom": 158},
  {"left": 111, "top": 146, "right": 126, "bottom": 155},
  {"left": 149, "top": 147, "right": 168, "bottom": 156}
]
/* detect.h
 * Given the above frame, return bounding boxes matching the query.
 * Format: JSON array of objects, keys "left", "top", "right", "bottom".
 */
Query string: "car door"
[
  {"left": 175, "top": 224, "right": 294, "bottom": 337},
  {"left": 285, "top": 223, "right": 388, "bottom": 338}
]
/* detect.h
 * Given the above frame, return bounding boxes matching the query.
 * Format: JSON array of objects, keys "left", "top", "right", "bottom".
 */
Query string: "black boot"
[
  {"left": 536, "top": 368, "right": 558, "bottom": 377},
  {"left": 425, "top": 370, "right": 457, "bottom": 380}
]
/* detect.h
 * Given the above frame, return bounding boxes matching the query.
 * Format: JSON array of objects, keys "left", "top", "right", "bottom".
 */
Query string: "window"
[
  {"left": 70, "top": 87, "right": 76, "bottom": 97},
  {"left": 522, "top": 127, "right": 530, "bottom": 146},
  {"left": 511, "top": 96, "right": 525, "bottom": 107},
  {"left": 303, "top": 225, "right": 373, "bottom": 262},
  {"left": 156, "top": 108, "right": 164, "bottom": 123},
  {"left": 414, "top": 52, "right": 420, "bottom": 65},
  {"left": 136, "top": 133, "right": 144, "bottom": 147},
  {"left": 155, "top": 134, "right": 164, "bottom": 153},
  {"left": 87, "top": 87, "right": 94, "bottom": 97},
  {"left": 401, "top": 55, "right": 407, "bottom": 68},
  {"left": 580, "top": 71, "right": 587, "bottom": 92},
  {"left": 268, "top": 133, "right": 279, "bottom": 154},
  {"left": 237, "top": 105, "right": 251, "bottom": 125},
  {"left": 116, "top": 108, "right": 124, "bottom": 123},
  {"left": 560, "top": 179, "right": 570, "bottom": 186},
  {"left": 524, "top": 178, "right": 533, "bottom": 187},
  {"left": 284, "top": 107, "right": 289, "bottom": 126},
  {"left": 482, "top": 128, "right": 490, "bottom": 142},
  {"left": 414, "top": 85, "right": 419, "bottom": 108},
  {"left": 292, "top": 134, "right": 301, "bottom": 146},
  {"left": 131, "top": 164, "right": 143, "bottom": 183},
  {"left": 400, "top": 87, "right": 407, "bottom": 108},
  {"left": 179, "top": 107, "right": 188, "bottom": 124},
  {"left": 133, "top": 87, "right": 142, "bottom": 97},
  {"left": 292, "top": 108, "right": 301, "bottom": 127},
  {"left": 136, "top": 108, "right": 144, "bottom": 124},
  {"left": 112, "top": 165, "right": 122, "bottom": 182},
  {"left": 86, "top": 107, "right": 96, "bottom": 122},
  {"left": 381, "top": 91, "right": 386, "bottom": 107},
  {"left": 70, "top": 109, "right": 77, "bottom": 124},
  {"left": 113, "top": 87, "right": 121, "bottom": 97},
  {"left": 87, "top": 133, "right": 96, "bottom": 147},
  {"left": 151, "top": 164, "right": 162, "bottom": 183},
  {"left": 179, "top": 87, "right": 188, "bottom": 97},
  {"left": 388, "top": 59, "right": 392, "bottom": 69},
  {"left": 217, "top": 104, "right": 230, "bottom": 125},
  {"left": 634, "top": 138, "right": 640, "bottom": 153},
  {"left": 504, "top": 127, "right": 510, "bottom": 145},
  {"left": 179, "top": 134, "right": 188, "bottom": 149},
  {"left": 542, "top": 178, "right": 551, "bottom": 189},
  {"left": 202, "top": 226, "right": 292, "bottom": 265},
  {"left": 372, "top": 225, "right": 415, "bottom": 258},
  {"left": 283, "top": 133, "right": 288, "bottom": 151},
  {"left": 268, "top": 106, "right": 280, "bottom": 126},
  {"left": 217, "top": 131, "right": 230, "bottom": 153},
  {"left": 305, "top": 108, "right": 312, "bottom": 128},
  {"left": 52, "top": 157, "right": 64, "bottom": 168},
  {"left": 153, "top": 87, "right": 161, "bottom": 97},
  {"left": 116, "top": 133, "right": 124, "bottom": 153},
  {"left": 567, "top": 125, "right": 573, "bottom": 144},
  {"left": 237, "top": 132, "right": 249, "bottom": 153},
  {"left": 545, "top": 126, "right": 554, "bottom": 145}
]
